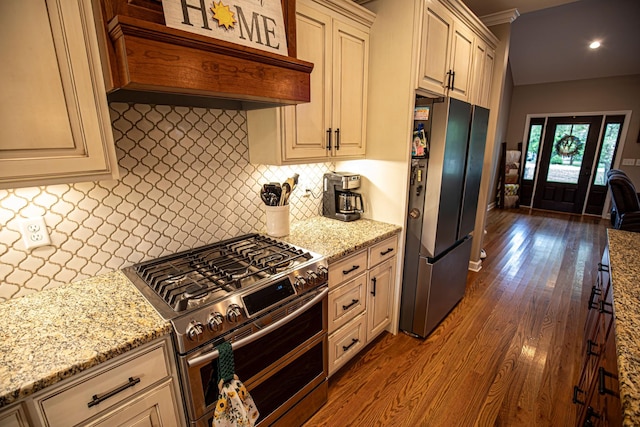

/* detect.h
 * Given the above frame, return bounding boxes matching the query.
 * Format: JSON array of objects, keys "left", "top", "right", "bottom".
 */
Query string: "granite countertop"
[
  {"left": 607, "top": 229, "right": 640, "bottom": 426},
  {"left": 0, "top": 216, "right": 399, "bottom": 410},
  {"left": 0, "top": 270, "right": 170, "bottom": 408},
  {"left": 279, "top": 216, "right": 402, "bottom": 263}
]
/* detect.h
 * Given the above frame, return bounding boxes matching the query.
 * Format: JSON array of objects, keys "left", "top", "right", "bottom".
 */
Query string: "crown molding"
[{"left": 480, "top": 8, "right": 520, "bottom": 27}]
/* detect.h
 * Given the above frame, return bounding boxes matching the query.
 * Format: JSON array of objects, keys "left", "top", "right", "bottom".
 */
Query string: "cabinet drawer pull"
[
  {"left": 587, "top": 340, "right": 599, "bottom": 357},
  {"left": 343, "top": 265, "right": 360, "bottom": 275},
  {"left": 326, "top": 128, "right": 332, "bottom": 150},
  {"left": 342, "top": 299, "right": 359, "bottom": 310},
  {"left": 585, "top": 406, "right": 601, "bottom": 422},
  {"left": 598, "top": 367, "right": 617, "bottom": 396},
  {"left": 572, "top": 385, "right": 585, "bottom": 405},
  {"left": 598, "top": 300, "right": 613, "bottom": 315},
  {"left": 371, "top": 277, "right": 377, "bottom": 297},
  {"left": 88, "top": 376, "right": 140, "bottom": 408},
  {"left": 588, "top": 286, "right": 601, "bottom": 310},
  {"left": 342, "top": 338, "right": 359, "bottom": 352},
  {"left": 380, "top": 248, "right": 394, "bottom": 256}
]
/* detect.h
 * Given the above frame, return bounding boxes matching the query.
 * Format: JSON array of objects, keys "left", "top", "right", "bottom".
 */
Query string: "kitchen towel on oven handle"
[{"left": 211, "top": 341, "right": 260, "bottom": 427}]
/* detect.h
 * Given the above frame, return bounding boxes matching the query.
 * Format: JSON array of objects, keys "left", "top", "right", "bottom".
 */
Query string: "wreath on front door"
[{"left": 555, "top": 134, "right": 583, "bottom": 157}]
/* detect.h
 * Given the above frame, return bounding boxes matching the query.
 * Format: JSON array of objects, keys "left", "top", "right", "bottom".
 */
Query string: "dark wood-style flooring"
[{"left": 304, "top": 208, "right": 608, "bottom": 426}]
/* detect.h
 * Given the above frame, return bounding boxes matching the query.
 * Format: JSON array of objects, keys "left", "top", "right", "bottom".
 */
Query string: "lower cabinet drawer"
[
  {"left": 38, "top": 344, "right": 170, "bottom": 426},
  {"left": 328, "top": 311, "right": 367, "bottom": 377},
  {"left": 328, "top": 274, "right": 366, "bottom": 334},
  {"left": 86, "top": 379, "right": 179, "bottom": 427}
]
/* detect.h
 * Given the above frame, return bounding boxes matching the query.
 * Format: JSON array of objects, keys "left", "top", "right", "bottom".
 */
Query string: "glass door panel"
[
  {"left": 520, "top": 117, "right": 545, "bottom": 206},
  {"left": 545, "top": 123, "right": 589, "bottom": 184},
  {"left": 585, "top": 115, "right": 625, "bottom": 215}
]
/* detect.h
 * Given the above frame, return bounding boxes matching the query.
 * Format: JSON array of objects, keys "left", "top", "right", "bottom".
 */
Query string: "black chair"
[{"left": 606, "top": 169, "right": 640, "bottom": 232}]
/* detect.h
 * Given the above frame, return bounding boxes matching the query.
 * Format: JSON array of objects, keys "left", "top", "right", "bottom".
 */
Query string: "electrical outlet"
[
  {"left": 621, "top": 158, "right": 635, "bottom": 166},
  {"left": 19, "top": 216, "right": 51, "bottom": 249}
]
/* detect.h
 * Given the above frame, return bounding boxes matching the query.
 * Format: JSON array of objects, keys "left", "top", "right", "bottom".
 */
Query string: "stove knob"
[
  {"left": 207, "top": 312, "right": 224, "bottom": 331},
  {"left": 307, "top": 270, "right": 318, "bottom": 284},
  {"left": 186, "top": 321, "right": 204, "bottom": 342},
  {"left": 317, "top": 265, "right": 328, "bottom": 279},
  {"left": 294, "top": 276, "right": 307, "bottom": 290},
  {"left": 226, "top": 304, "right": 242, "bottom": 323}
]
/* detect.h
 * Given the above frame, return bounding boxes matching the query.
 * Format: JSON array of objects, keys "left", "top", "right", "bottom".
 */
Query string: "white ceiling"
[{"left": 461, "top": 0, "right": 640, "bottom": 85}]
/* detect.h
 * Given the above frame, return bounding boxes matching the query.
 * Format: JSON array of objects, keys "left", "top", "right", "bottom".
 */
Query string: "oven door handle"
[{"left": 187, "top": 287, "right": 328, "bottom": 367}]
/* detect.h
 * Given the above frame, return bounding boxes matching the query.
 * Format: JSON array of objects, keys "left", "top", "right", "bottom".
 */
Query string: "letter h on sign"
[{"left": 180, "top": 0, "right": 211, "bottom": 29}]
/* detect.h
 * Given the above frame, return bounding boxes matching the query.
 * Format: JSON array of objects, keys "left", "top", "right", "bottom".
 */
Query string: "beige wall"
[{"left": 505, "top": 74, "right": 640, "bottom": 185}]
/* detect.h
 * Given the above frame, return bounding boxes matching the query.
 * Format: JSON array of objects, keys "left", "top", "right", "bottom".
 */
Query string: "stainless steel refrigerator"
[{"left": 400, "top": 96, "right": 489, "bottom": 338}]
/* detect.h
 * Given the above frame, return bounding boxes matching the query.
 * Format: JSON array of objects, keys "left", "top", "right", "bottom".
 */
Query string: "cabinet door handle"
[
  {"left": 572, "top": 385, "right": 585, "bottom": 405},
  {"left": 326, "top": 128, "right": 332, "bottom": 150},
  {"left": 342, "top": 299, "right": 359, "bottom": 310},
  {"left": 587, "top": 339, "right": 599, "bottom": 357},
  {"left": 585, "top": 406, "right": 601, "bottom": 422},
  {"left": 598, "top": 299, "right": 613, "bottom": 315},
  {"left": 342, "top": 338, "right": 359, "bottom": 352},
  {"left": 335, "top": 128, "right": 340, "bottom": 150},
  {"left": 380, "top": 248, "right": 394, "bottom": 256},
  {"left": 88, "top": 377, "right": 140, "bottom": 408},
  {"left": 598, "top": 367, "right": 617, "bottom": 396},
  {"left": 342, "top": 265, "right": 360, "bottom": 275},
  {"left": 588, "top": 286, "right": 601, "bottom": 310},
  {"left": 451, "top": 70, "right": 456, "bottom": 90},
  {"left": 445, "top": 70, "right": 452, "bottom": 89},
  {"left": 371, "top": 277, "right": 377, "bottom": 297}
]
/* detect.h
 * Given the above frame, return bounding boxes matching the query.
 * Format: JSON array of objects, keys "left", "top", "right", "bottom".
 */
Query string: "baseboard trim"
[{"left": 469, "top": 259, "right": 482, "bottom": 272}]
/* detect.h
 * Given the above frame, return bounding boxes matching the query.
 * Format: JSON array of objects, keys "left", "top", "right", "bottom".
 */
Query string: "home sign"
[{"left": 162, "top": 0, "right": 288, "bottom": 55}]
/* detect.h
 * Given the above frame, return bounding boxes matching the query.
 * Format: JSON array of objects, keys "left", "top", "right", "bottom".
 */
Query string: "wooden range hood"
[{"left": 94, "top": 0, "right": 313, "bottom": 109}]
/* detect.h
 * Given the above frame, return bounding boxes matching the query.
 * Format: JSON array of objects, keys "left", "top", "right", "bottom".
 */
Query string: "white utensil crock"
[{"left": 265, "top": 205, "right": 289, "bottom": 237}]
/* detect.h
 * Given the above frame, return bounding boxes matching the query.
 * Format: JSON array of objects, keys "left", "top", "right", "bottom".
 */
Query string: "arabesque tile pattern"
[{"left": 0, "top": 103, "right": 332, "bottom": 301}]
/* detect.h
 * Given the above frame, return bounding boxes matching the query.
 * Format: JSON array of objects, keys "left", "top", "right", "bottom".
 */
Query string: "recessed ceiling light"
[{"left": 589, "top": 41, "right": 601, "bottom": 49}]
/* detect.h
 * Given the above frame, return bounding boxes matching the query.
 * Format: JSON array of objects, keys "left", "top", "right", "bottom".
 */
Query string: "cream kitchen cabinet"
[
  {"left": 0, "top": 0, "right": 118, "bottom": 190},
  {"left": 417, "top": 0, "right": 474, "bottom": 102},
  {"left": 471, "top": 37, "right": 496, "bottom": 108},
  {"left": 327, "top": 234, "right": 397, "bottom": 376},
  {"left": 0, "top": 404, "right": 31, "bottom": 427},
  {"left": 0, "top": 336, "right": 184, "bottom": 427},
  {"left": 416, "top": 0, "right": 497, "bottom": 106},
  {"left": 247, "top": 0, "right": 374, "bottom": 165}
]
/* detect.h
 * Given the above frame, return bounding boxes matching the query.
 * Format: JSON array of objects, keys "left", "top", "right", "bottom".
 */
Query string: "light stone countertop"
[
  {"left": 278, "top": 216, "right": 402, "bottom": 263},
  {"left": 607, "top": 229, "right": 640, "bottom": 426},
  {"left": 0, "top": 216, "right": 400, "bottom": 410},
  {"left": 0, "top": 270, "right": 170, "bottom": 408}
]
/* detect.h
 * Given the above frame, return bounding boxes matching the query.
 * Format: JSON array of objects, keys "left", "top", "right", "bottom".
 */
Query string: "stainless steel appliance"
[
  {"left": 400, "top": 96, "right": 489, "bottom": 338},
  {"left": 322, "top": 172, "right": 364, "bottom": 222},
  {"left": 123, "top": 234, "right": 329, "bottom": 427}
]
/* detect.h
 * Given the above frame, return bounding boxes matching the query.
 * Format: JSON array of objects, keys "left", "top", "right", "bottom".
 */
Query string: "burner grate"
[{"left": 132, "top": 234, "right": 313, "bottom": 312}]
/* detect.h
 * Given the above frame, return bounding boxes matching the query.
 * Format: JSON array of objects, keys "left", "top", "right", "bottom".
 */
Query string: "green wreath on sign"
[{"left": 555, "top": 134, "right": 583, "bottom": 157}]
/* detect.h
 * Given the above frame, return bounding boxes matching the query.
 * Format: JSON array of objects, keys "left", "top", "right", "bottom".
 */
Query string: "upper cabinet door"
[
  {"left": 331, "top": 19, "right": 369, "bottom": 158},
  {"left": 417, "top": 0, "right": 453, "bottom": 96},
  {"left": 283, "top": 3, "right": 333, "bottom": 161},
  {"left": 448, "top": 20, "right": 474, "bottom": 102},
  {"left": 0, "top": 0, "right": 118, "bottom": 190}
]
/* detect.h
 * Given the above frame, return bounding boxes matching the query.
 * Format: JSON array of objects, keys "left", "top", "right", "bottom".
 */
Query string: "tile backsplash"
[{"left": 0, "top": 103, "right": 332, "bottom": 301}]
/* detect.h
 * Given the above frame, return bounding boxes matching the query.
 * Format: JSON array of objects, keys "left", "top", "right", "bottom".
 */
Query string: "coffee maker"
[{"left": 323, "top": 172, "right": 364, "bottom": 222}]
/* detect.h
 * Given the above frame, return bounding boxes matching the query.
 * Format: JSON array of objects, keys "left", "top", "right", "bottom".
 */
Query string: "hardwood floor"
[{"left": 305, "top": 208, "right": 608, "bottom": 426}]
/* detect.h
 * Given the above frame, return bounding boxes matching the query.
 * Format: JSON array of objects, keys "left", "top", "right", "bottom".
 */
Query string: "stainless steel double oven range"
[{"left": 123, "top": 233, "right": 329, "bottom": 426}]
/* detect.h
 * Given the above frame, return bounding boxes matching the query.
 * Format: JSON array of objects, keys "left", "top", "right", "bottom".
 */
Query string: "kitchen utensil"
[{"left": 281, "top": 183, "right": 291, "bottom": 205}]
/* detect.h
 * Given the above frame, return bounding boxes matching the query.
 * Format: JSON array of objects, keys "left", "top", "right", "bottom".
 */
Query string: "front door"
[{"left": 532, "top": 116, "right": 602, "bottom": 213}]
